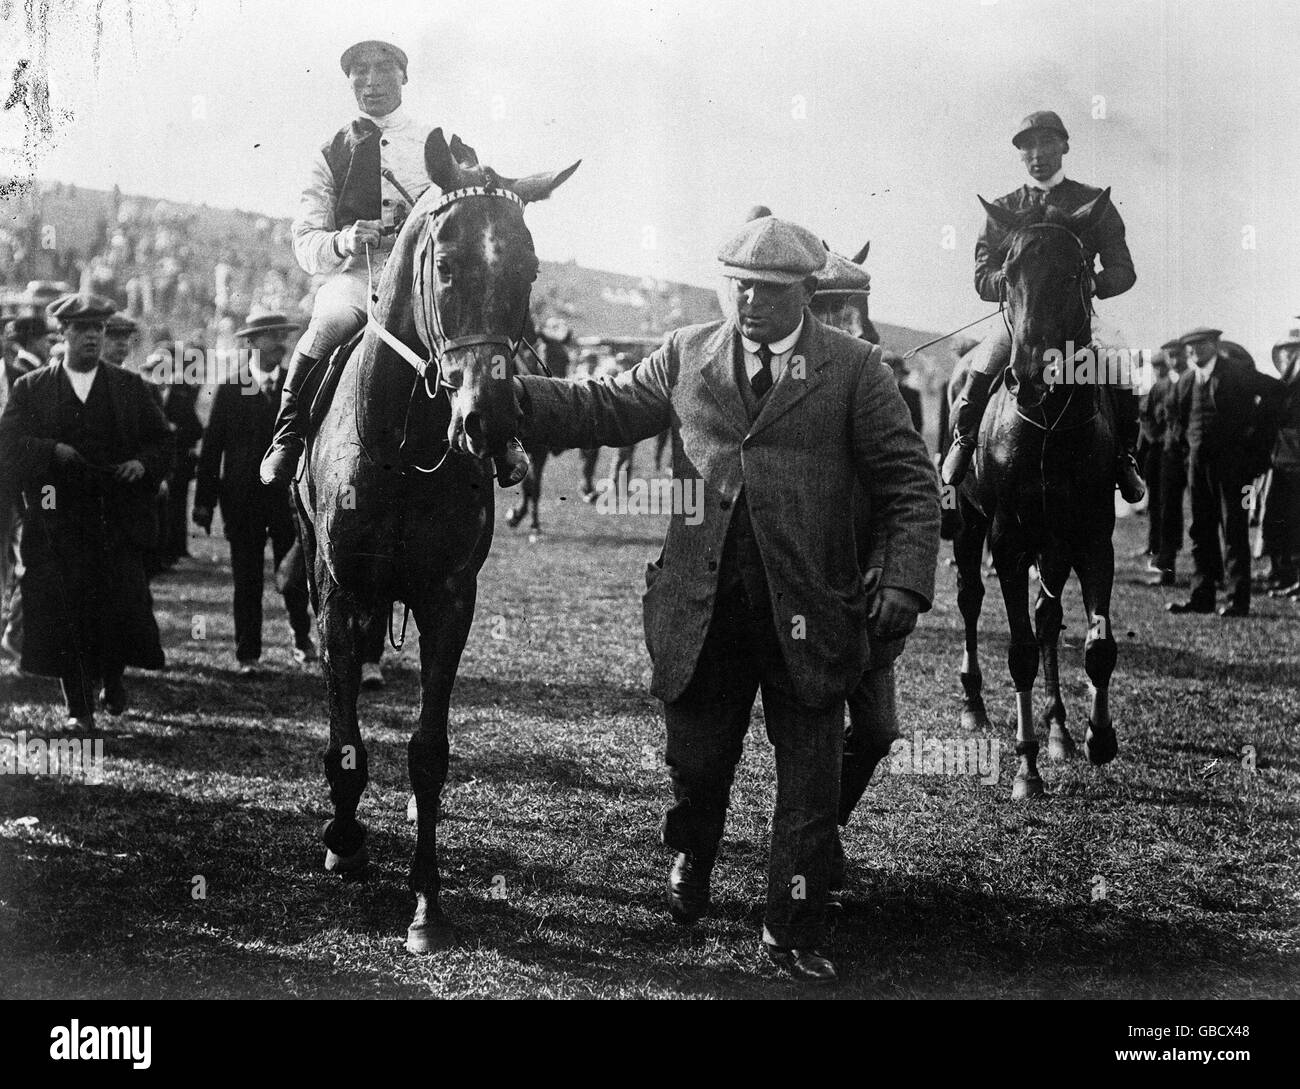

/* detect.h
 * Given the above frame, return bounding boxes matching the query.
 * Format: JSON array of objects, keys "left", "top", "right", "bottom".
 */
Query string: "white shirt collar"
[
  {"left": 1195, "top": 355, "right": 1217, "bottom": 383},
  {"left": 365, "top": 104, "right": 408, "bottom": 131},
  {"left": 62, "top": 360, "right": 100, "bottom": 401},
  {"left": 740, "top": 316, "right": 804, "bottom": 357},
  {"left": 1027, "top": 168, "right": 1067, "bottom": 192}
]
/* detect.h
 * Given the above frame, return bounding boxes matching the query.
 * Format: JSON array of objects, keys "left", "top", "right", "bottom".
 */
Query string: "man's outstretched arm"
[{"left": 516, "top": 337, "right": 676, "bottom": 451}]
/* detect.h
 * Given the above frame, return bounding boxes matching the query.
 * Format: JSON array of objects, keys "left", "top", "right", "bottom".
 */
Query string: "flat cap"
[
  {"left": 46, "top": 292, "right": 117, "bottom": 324},
  {"left": 340, "top": 40, "right": 408, "bottom": 75},
  {"left": 813, "top": 248, "right": 872, "bottom": 296},
  {"left": 718, "top": 216, "right": 827, "bottom": 284},
  {"left": 105, "top": 312, "right": 138, "bottom": 334},
  {"left": 236, "top": 313, "right": 299, "bottom": 339},
  {"left": 1175, "top": 326, "right": 1223, "bottom": 347},
  {"left": 1013, "top": 110, "right": 1069, "bottom": 149}
]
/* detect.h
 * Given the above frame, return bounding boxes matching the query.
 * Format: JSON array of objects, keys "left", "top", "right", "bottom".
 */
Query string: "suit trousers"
[
  {"left": 1188, "top": 451, "right": 1252, "bottom": 608},
  {"left": 1154, "top": 447, "right": 1188, "bottom": 572},
  {"left": 228, "top": 509, "right": 312, "bottom": 663},
  {"left": 1142, "top": 442, "right": 1164, "bottom": 554},
  {"left": 840, "top": 662, "right": 900, "bottom": 826},
  {"left": 662, "top": 584, "right": 842, "bottom": 948},
  {"left": 1261, "top": 468, "right": 1300, "bottom": 577}
]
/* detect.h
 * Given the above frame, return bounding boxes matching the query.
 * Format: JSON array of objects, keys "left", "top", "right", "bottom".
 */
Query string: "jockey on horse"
[
  {"left": 259, "top": 39, "right": 530, "bottom": 488},
  {"left": 941, "top": 109, "right": 1145, "bottom": 504}
]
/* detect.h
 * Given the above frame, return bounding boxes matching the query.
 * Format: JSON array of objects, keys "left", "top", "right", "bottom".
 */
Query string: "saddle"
[{"left": 305, "top": 330, "right": 365, "bottom": 437}]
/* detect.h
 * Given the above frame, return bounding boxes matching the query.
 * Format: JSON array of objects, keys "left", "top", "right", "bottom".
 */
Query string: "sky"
[{"left": 2, "top": 0, "right": 1298, "bottom": 366}]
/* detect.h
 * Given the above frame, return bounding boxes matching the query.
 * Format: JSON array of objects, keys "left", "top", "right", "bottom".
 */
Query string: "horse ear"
[
  {"left": 424, "top": 128, "right": 463, "bottom": 191},
  {"left": 448, "top": 134, "right": 479, "bottom": 168},
  {"left": 1070, "top": 187, "right": 1112, "bottom": 232},
  {"left": 507, "top": 160, "right": 582, "bottom": 204},
  {"left": 851, "top": 240, "right": 870, "bottom": 265},
  {"left": 979, "top": 195, "right": 1023, "bottom": 232}
]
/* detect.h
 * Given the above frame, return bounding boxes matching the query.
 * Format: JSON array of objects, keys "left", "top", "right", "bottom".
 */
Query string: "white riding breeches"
[{"left": 295, "top": 268, "right": 370, "bottom": 360}]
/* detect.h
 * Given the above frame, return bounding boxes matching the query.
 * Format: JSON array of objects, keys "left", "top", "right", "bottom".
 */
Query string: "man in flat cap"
[
  {"left": 1166, "top": 327, "right": 1281, "bottom": 617},
  {"left": 1262, "top": 323, "right": 1300, "bottom": 599},
  {"left": 101, "top": 312, "right": 138, "bottom": 368},
  {"left": 142, "top": 328, "right": 205, "bottom": 571},
  {"left": 1141, "top": 340, "right": 1191, "bottom": 586},
  {"left": 0, "top": 314, "right": 53, "bottom": 661},
  {"left": 943, "top": 109, "right": 1144, "bottom": 505},
  {"left": 259, "top": 38, "right": 529, "bottom": 491},
  {"left": 0, "top": 293, "right": 173, "bottom": 728},
  {"left": 195, "top": 314, "right": 315, "bottom": 674},
  {"left": 511, "top": 216, "right": 940, "bottom": 983}
]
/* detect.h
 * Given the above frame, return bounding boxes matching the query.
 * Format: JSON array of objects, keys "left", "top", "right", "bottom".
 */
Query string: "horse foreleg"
[
  {"left": 528, "top": 451, "right": 547, "bottom": 533},
  {"left": 1034, "top": 557, "right": 1074, "bottom": 760},
  {"left": 319, "top": 585, "right": 369, "bottom": 874},
  {"left": 1076, "top": 540, "right": 1119, "bottom": 767},
  {"left": 994, "top": 551, "right": 1043, "bottom": 799},
  {"left": 404, "top": 576, "right": 478, "bottom": 954},
  {"left": 954, "top": 501, "right": 991, "bottom": 731}
]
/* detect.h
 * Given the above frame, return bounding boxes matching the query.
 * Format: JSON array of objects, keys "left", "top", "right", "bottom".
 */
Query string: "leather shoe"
[
  {"left": 667, "top": 852, "right": 713, "bottom": 925},
  {"left": 1145, "top": 570, "right": 1175, "bottom": 587},
  {"left": 764, "top": 942, "right": 838, "bottom": 984},
  {"left": 99, "top": 675, "right": 127, "bottom": 716},
  {"left": 1166, "top": 599, "right": 1213, "bottom": 615},
  {"left": 1217, "top": 603, "right": 1250, "bottom": 618}
]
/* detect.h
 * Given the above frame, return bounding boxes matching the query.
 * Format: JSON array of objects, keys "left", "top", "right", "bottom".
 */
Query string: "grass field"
[{"left": 2, "top": 444, "right": 1298, "bottom": 999}]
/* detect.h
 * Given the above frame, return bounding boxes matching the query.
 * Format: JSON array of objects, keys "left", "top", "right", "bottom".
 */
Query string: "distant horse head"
[
  {"left": 978, "top": 189, "right": 1111, "bottom": 407},
  {"left": 404, "top": 130, "right": 579, "bottom": 461}
]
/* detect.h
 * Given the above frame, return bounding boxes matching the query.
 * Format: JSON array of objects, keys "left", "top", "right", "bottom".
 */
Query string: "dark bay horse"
[
  {"left": 954, "top": 191, "right": 1121, "bottom": 799},
  {"left": 295, "top": 130, "right": 578, "bottom": 952}
]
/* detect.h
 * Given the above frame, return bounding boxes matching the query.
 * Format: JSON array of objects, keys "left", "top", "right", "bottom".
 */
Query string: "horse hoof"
[
  {"left": 961, "top": 709, "right": 992, "bottom": 732},
  {"left": 1047, "top": 733, "right": 1077, "bottom": 761},
  {"left": 406, "top": 919, "right": 455, "bottom": 954},
  {"left": 324, "top": 844, "right": 369, "bottom": 875},
  {"left": 1011, "top": 775, "right": 1044, "bottom": 801},
  {"left": 1084, "top": 724, "right": 1118, "bottom": 766},
  {"left": 406, "top": 794, "right": 418, "bottom": 822}
]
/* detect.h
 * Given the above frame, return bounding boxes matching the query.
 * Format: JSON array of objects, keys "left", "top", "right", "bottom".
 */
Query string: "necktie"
[{"left": 751, "top": 343, "right": 774, "bottom": 398}]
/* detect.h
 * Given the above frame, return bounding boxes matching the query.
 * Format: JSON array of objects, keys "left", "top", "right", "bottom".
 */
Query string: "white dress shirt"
[
  {"left": 292, "top": 104, "right": 435, "bottom": 278},
  {"left": 1195, "top": 355, "right": 1218, "bottom": 385},
  {"left": 739, "top": 317, "right": 804, "bottom": 388},
  {"left": 62, "top": 361, "right": 100, "bottom": 403}
]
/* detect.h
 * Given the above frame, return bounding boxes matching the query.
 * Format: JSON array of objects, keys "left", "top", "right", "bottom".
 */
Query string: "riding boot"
[
  {"left": 493, "top": 439, "right": 531, "bottom": 488},
  {"left": 259, "top": 349, "right": 319, "bottom": 485},
  {"left": 940, "top": 369, "right": 997, "bottom": 486},
  {"left": 1112, "top": 387, "right": 1146, "bottom": 504}
]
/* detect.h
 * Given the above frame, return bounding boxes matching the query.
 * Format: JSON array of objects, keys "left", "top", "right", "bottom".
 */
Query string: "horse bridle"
[
  {"left": 365, "top": 184, "right": 538, "bottom": 398},
  {"left": 999, "top": 221, "right": 1096, "bottom": 417}
]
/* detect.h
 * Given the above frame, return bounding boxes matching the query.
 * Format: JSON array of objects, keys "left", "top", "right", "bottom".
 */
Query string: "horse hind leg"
[
  {"left": 404, "top": 576, "right": 478, "bottom": 954},
  {"left": 1076, "top": 546, "right": 1120, "bottom": 767},
  {"left": 319, "top": 586, "right": 369, "bottom": 875},
  {"left": 954, "top": 502, "right": 992, "bottom": 732},
  {"left": 1034, "top": 558, "right": 1075, "bottom": 760}
]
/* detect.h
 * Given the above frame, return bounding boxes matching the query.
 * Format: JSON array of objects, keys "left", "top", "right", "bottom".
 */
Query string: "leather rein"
[
  {"left": 361, "top": 184, "right": 551, "bottom": 475},
  {"left": 999, "top": 221, "right": 1098, "bottom": 433}
]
